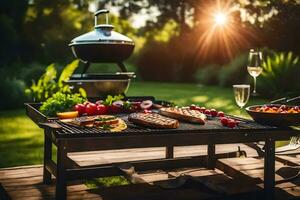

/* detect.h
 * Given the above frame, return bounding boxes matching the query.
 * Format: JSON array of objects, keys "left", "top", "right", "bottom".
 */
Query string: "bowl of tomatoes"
[{"left": 246, "top": 104, "right": 300, "bottom": 127}]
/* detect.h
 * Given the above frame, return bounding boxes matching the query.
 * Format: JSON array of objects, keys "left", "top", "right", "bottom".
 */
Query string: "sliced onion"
[
  {"left": 112, "top": 100, "right": 124, "bottom": 107},
  {"left": 140, "top": 100, "right": 153, "bottom": 110},
  {"left": 95, "top": 100, "right": 104, "bottom": 105}
]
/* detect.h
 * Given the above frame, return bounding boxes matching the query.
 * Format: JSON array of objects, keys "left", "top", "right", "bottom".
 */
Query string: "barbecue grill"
[
  {"left": 26, "top": 97, "right": 285, "bottom": 138},
  {"left": 24, "top": 96, "right": 300, "bottom": 200},
  {"left": 67, "top": 9, "right": 135, "bottom": 98}
]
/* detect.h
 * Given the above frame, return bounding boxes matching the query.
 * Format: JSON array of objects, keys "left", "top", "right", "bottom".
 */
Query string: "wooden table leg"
[
  {"left": 43, "top": 129, "right": 52, "bottom": 184},
  {"left": 166, "top": 145, "right": 174, "bottom": 159},
  {"left": 56, "top": 141, "right": 67, "bottom": 200},
  {"left": 264, "top": 138, "right": 275, "bottom": 200},
  {"left": 207, "top": 143, "right": 216, "bottom": 169}
]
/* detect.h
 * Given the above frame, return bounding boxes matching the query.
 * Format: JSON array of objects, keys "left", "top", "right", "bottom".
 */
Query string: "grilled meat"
[
  {"left": 159, "top": 107, "right": 206, "bottom": 124},
  {"left": 128, "top": 113, "right": 179, "bottom": 129}
]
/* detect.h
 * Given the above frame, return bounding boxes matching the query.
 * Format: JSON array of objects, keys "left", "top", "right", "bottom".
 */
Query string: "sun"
[{"left": 214, "top": 12, "right": 228, "bottom": 26}]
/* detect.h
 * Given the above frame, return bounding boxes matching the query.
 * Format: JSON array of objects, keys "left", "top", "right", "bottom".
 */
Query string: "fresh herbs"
[
  {"left": 95, "top": 116, "right": 117, "bottom": 122},
  {"left": 99, "top": 124, "right": 113, "bottom": 130},
  {"left": 103, "top": 95, "right": 124, "bottom": 106},
  {"left": 39, "top": 92, "right": 86, "bottom": 117}
]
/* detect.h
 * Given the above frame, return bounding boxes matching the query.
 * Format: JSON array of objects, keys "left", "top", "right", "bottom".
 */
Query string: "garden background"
[{"left": 0, "top": 0, "right": 300, "bottom": 169}]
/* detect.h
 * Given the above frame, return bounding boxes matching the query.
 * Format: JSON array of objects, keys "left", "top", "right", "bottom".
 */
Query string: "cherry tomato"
[
  {"left": 199, "top": 107, "right": 206, "bottom": 113},
  {"left": 204, "top": 109, "right": 211, "bottom": 115},
  {"left": 96, "top": 104, "right": 108, "bottom": 115},
  {"left": 74, "top": 104, "right": 86, "bottom": 115},
  {"left": 190, "top": 104, "right": 197, "bottom": 110},
  {"left": 217, "top": 111, "right": 225, "bottom": 117},
  {"left": 220, "top": 117, "right": 229, "bottom": 126},
  {"left": 85, "top": 103, "right": 97, "bottom": 116},
  {"left": 227, "top": 119, "right": 237, "bottom": 128},
  {"left": 210, "top": 109, "right": 218, "bottom": 117}
]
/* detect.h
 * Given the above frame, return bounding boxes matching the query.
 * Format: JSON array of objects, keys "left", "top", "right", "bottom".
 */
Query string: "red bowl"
[{"left": 246, "top": 105, "right": 300, "bottom": 127}]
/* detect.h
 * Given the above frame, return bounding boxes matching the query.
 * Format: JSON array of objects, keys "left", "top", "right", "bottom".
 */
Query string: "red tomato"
[
  {"left": 227, "top": 119, "right": 237, "bottom": 128},
  {"left": 204, "top": 109, "right": 211, "bottom": 115},
  {"left": 199, "top": 107, "right": 206, "bottom": 113},
  {"left": 220, "top": 117, "right": 229, "bottom": 126},
  {"left": 96, "top": 104, "right": 108, "bottom": 115},
  {"left": 190, "top": 105, "right": 197, "bottom": 110},
  {"left": 74, "top": 104, "right": 86, "bottom": 115},
  {"left": 85, "top": 103, "right": 97, "bottom": 116},
  {"left": 210, "top": 109, "right": 218, "bottom": 117},
  {"left": 217, "top": 111, "right": 225, "bottom": 117}
]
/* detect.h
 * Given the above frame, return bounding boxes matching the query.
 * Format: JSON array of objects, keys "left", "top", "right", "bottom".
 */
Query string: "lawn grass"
[{"left": 0, "top": 81, "right": 268, "bottom": 169}]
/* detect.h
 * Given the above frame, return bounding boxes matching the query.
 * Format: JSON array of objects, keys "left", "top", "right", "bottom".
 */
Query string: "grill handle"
[
  {"left": 39, "top": 122, "right": 62, "bottom": 130},
  {"left": 270, "top": 96, "right": 300, "bottom": 104},
  {"left": 94, "top": 9, "right": 110, "bottom": 26}
]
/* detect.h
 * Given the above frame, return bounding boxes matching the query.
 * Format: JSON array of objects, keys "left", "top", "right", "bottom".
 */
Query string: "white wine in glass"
[
  {"left": 247, "top": 49, "right": 263, "bottom": 95},
  {"left": 247, "top": 66, "right": 263, "bottom": 78},
  {"left": 233, "top": 85, "right": 250, "bottom": 109}
]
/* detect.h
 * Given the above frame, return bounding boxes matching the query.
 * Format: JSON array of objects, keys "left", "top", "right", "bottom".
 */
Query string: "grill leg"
[
  {"left": 166, "top": 146, "right": 174, "bottom": 159},
  {"left": 207, "top": 144, "right": 216, "bottom": 169},
  {"left": 56, "top": 141, "right": 67, "bottom": 200},
  {"left": 43, "top": 129, "right": 52, "bottom": 184},
  {"left": 264, "top": 138, "right": 275, "bottom": 200}
]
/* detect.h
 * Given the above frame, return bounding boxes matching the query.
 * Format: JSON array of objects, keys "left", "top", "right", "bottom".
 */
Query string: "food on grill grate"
[
  {"left": 60, "top": 115, "right": 127, "bottom": 132},
  {"left": 159, "top": 107, "right": 206, "bottom": 124},
  {"left": 57, "top": 111, "right": 79, "bottom": 119},
  {"left": 61, "top": 116, "right": 97, "bottom": 127},
  {"left": 128, "top": 113, "right": 179, "bottom": 129}
]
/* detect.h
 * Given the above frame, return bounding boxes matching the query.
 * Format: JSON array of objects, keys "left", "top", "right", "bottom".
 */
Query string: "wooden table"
[{"left": 26, "top": 103, "right": 300, "bottom": 200}]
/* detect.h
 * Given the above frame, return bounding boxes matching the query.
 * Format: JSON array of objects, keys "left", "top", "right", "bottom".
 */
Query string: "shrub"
[
  {"left": 25, "top": 60, "right": 85, "bottom": 102},
  {"left": 0, "top": 78, "right": 26, "bottom": 110},
  {"left": 258, "top": 51, "right": 300, "bottom": 98},
  {"left": 218, "top": 53, "right": 249, "bottom": 87}
]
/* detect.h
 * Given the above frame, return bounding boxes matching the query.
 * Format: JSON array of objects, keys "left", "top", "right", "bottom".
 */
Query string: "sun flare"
[
  {"left": 195, "top": 0, "right": 252, "bottom": 59},
  {"left": 214, "top": 12, "right": 228, "bottom": 26}
]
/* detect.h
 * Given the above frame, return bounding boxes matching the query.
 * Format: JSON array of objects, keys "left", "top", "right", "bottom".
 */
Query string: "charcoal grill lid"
[
  {"left": 69, "top": 10, "right": 134, "bottom": 46},
  {"left": 69, "top": 73, "right": 135, "bottom": 80}
]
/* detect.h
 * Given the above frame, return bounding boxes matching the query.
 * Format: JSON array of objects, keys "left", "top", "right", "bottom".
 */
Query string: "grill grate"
[{"left": 49, "top": 114, "right": 279, "bottom": 137}]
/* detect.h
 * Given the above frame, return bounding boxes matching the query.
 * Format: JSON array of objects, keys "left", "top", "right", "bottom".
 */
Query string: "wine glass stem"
[{"left": 253, "top": 77, "right": 257, "bottom": 94}]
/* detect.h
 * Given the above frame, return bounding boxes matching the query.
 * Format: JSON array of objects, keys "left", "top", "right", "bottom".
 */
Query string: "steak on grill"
[
  {"left": 159, "top": 107, "right": 206, "bottom": 124},
  {"left": 128, "top": 112, "right": 179, "bottom": 129}
]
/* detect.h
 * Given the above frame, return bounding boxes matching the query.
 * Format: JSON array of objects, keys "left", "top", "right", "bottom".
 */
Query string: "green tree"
[{"left": 0, "top": 0, "right": 28, "bottom": 66}]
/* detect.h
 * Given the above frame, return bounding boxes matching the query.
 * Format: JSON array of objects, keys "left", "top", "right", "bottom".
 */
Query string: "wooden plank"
[
  {"left": 67, "top": 144, "right": 258, "bottom": 167},
  {"left": 122, "top": 166, "right": 262, "bottom": 196},
  {"left": 276, "top": 155, "right": 300, "bottom": 166},
  {"left": 2, "top": 163, "right": 300, "bottom": 200},
  {"left": 216, "top": 157, "right": 300, "bottom": 199},
  {"left": 217, "top": 157, "right": 285, "bottom": 184},
  {"left": 0, "top": 165, "right": 103, "bottom": 200}
]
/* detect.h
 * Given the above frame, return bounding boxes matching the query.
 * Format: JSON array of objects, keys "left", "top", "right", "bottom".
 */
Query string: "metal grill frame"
[{"left": 25, "top": 98, "right": 300, "bottom": 200}]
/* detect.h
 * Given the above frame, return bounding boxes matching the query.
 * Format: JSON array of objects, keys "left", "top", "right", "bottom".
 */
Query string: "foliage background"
[{"left": 1, "top": 0, "right": 300, "bottom": 109}]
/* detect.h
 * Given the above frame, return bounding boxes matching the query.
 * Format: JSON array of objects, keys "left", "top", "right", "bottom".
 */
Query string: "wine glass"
[
  {"left": 247, "top": 49, "right": 263, "bottom": 96},
  {"left": 233, "top": 84, "right": 250, "bottom": 109}
]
